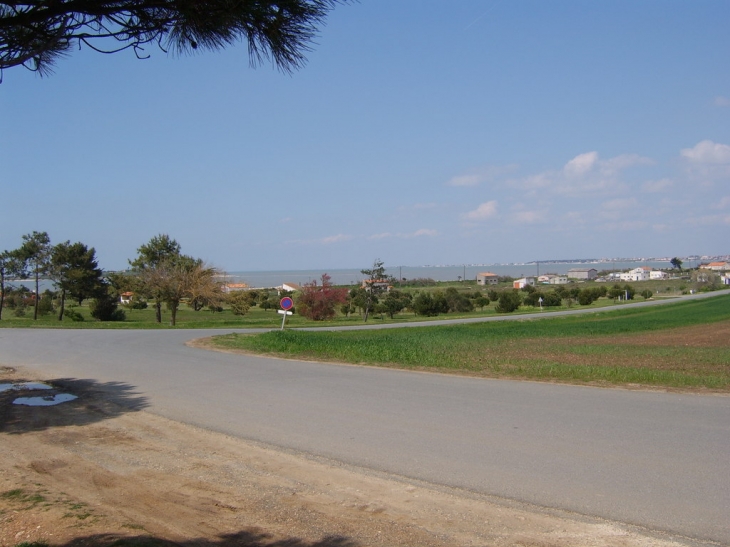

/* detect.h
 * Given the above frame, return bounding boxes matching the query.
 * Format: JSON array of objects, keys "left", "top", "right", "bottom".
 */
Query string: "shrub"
[
  {"left": 296, "top": 274, "right": 348, "bottom": 321},
  {"left": 228, "top": 291, "right": 251, "bottom": 316},
  {"left": 37, "top": 293, "right": 54, "bottom": 315},
  {"left": 412, "top": 292, "right": 448, "bottom": 317},
  {"left": 542, "top": 292, "right": 563, "bottom": 307},
  {"left": 89, "top": 288, "right": 125, "bottom": 321},
  {"left": 64, "top": 308, "right": 85, "bottom": 322},
  {"left": 495, "top": 290, "right": 521, "bottom": 313},
  {"left": 523, "top": 291, "right": 542, "bottom": 307},
  {"left": 444, "top": 287, "right": 474, "bottom": 313},
  {"left": 474, "top": 296, "right": 490, "bottom": 310}
]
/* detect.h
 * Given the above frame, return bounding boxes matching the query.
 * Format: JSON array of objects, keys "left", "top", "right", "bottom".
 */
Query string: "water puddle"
[
  {"left": 0, "top": 381, "right": 53, "bottom": 393},
  {"left": 13, "top": 394, "right": 79, "bottom": 406},
  {"left": 1, "top": 381, "right": 77, "bottom": 406}
]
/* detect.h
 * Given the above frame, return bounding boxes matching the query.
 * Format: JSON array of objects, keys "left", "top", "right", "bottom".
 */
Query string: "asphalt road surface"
[{"left": 1, "top": 295, "right": 729, "bottom": 544}]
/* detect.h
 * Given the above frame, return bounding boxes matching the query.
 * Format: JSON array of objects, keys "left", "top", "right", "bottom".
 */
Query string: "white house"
[
  {"left": 620, "top": 267, "right": 651, "bottom": 282},
  {"left": 650, "top": 270, "right": 668, "bottom": 280},
  {"left": 279, "top": 282, "right": 301, "bottom": 293},
  {"left": 513, "top": 277, "right": 536, "bottom": 289},
  {"left": 548, "top": 275, "right": 568, "bottom": 285}
]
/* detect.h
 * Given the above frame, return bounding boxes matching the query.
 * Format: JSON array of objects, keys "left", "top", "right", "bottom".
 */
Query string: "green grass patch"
[
  {"left": 211, "top": 294, "right": 730, "bottom": 390},
  {"left": 1, "top": 489, "right": 46, "bottom": 508}
]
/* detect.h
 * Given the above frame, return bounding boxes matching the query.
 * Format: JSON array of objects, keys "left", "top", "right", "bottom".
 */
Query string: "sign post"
[
  {"left": 538, "top": 296, "right": 544, "bottom": 311},
  {"left": 278, "top": 297, "right": 294, "bottom": 330}
]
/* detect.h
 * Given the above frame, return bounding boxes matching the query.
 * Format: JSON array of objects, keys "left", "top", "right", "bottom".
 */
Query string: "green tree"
[
  {"left": 360, "top": 259, "right": 388, "bottom": 322},
  {"left": 670, "top": 257, "right": 683, "bottom": 271},
  {"left": 380, "top": 290, "right": 412, "bottom": 319},
  {"left": 51, "top": 241, "right": 105, "bottom": 320},
  {"left": 228, "top": 291, "right": 252, "bottom": 316},
  {"left": 412, "top": 291, "right": 448, "bottom": 317},
  {"left": 444, "top": 287, "right": 473, "bottom": 313},
  {"left": 17, "top": 231, "right": 52, "bottom": 320},
  {"left": 142, "top": 255, "right": 218, "bottom": 326},
  {"left": 130, "top": 234, "right": 182, "bottom": 323},
  {"left": 1, "top": 1, "right": 346, "bottom": 77},
  {"left": 89, "top": 283, "right": 126, "bottom": 321},
  {"left": 495, "top": 290, "right": 521, "bottom": 313},
  {"left": 0, "top": 249, "right": 23, "bottom": 320},
  {"left": 523, "top": 290, "right": 542, "bottom": 307},
  {"left": 474, "top": 296, "right": 490, "bottom": 310},
  {"left": 542, "top": 292, "right": 562, "bottom": 307}
]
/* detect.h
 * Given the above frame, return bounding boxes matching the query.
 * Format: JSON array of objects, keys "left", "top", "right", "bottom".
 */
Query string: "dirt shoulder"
[{"left": 1, "top": 366, "right": 696, "bottom": 547}]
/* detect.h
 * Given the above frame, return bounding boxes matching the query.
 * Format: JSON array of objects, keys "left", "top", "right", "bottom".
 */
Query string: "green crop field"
[{"left": 210, "top": 294, "right": 730, "bottom": 391}]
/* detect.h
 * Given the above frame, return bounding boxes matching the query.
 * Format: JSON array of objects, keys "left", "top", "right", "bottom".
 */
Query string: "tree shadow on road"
[
  {"left": 27, "top": 531, "right": 358, "bottom": 547},
  {"left": 0, "top": 374, "right": 149, "bottom": 434}
]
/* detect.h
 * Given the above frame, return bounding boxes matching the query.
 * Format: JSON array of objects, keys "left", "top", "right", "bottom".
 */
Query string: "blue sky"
[{"left": 2, "top": 0, "right": 729, "bottom": 272}]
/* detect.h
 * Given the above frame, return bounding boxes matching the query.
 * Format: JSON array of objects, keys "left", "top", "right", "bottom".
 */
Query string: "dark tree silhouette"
[{"left": 1, "top": 0, "right": 345, "bottom": 78}]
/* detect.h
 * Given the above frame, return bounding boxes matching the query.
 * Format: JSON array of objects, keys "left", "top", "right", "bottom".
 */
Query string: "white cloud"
[
  {"left": 510, "top": 151, "right": 651, "bottom": 198},
  {"left": 368, "top": 229, "right": 437, "bottom": 240},
  {"left": 681, "top": 140, "right": 730, "bottom": 164},
  {"left": 564, "top": 151, "right": 599, "bottom": 177},
  {"left": 600, "top": 154, "right": 654, "bottom": 174},
  {"left": 321, "top": 234, "right": 352, "bottom": 244},
  {"left": 447, "top": 165, "right": 518, "bottom": 187},
  {"left": 642, "top": 178, "right": 673, "bottom": 193},
  {"left": 712, "top": 196, "right": 730, "bottom": 210},
  {"left": 601, "top": 197, "right": 638, "bottom": 211},
  {"left": 511, "top": 210, "right": 545, "bottom": 224},
  {"left": 615, "top": 220, "right": 649, "bottom": 231},
  {"left": 684, "top": 214, "right": 730, "bottom": 226},
  {"left": 448, "top": 174, "right": 482, "bottom": 187},
  {"left": 463, "top": 200, "right": 498, "bottom": 221}
]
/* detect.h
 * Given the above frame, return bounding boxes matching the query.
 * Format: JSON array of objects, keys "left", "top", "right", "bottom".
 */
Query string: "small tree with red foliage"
[{"left": 296, "top": 273, "right": 347, "bottom": 321}]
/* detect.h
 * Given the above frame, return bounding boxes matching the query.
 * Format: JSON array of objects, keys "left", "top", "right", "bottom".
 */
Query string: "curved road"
[{"left": 1, "top": 293, "right": 729, "bottom": 544}]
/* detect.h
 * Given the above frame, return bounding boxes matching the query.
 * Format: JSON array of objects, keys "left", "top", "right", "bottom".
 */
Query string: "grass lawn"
[{"left": 210, "top": 294, "right": 730, "bottom": 392}]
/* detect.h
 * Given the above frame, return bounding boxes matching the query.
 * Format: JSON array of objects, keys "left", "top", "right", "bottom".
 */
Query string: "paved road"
[{"left": 1, "top": 295, "right": 729, "bottom": 544}]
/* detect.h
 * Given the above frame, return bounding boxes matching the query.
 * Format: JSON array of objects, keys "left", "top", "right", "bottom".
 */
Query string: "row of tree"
[
  {"left": 1, "top": 231, "right": 107, "bottom": 321},
  {"left": 1, "top": 232, "right": 223, "bottom": 325}
]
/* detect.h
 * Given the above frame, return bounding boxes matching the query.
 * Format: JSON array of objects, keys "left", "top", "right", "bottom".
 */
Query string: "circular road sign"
[{"left": 280, "top": 297, "right": 294, "bottom": 311}]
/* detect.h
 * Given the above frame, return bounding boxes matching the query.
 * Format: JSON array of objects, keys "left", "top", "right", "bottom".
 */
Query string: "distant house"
[
  {"left": 362, "top": 279, "right": 391, "bottom": 292},
  {"left": 702, "top": 261, "right": 729, "bottom": 271},
  {"left": 567, "top": 268, "right": 598, "bottom": 280},
  {"left": 221, "top": 283, "right": 249, "bottom": 293},
  {"left": 539, "top": 274, "right": 567, "bottom": 285},
  {"left": 513, "top": 277, "right": 536, "bottom": 289},
  {"left": 476, "top": 272, "right": 499, "bottom": 285},
  {"left": 279, "top": 282, "right": 301, "bottom": 293},
  {"left": 722, "top": 274, "right": 730, "bottom": 285},
  {"left": 620, "top": 267, "right": 651, "bottom": 282},
  {"left": 120, "top": 292, "right": 134, "bottom": 305},
  {"left": 650, "top": 270, "right": 668, "bottom": 280}
]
